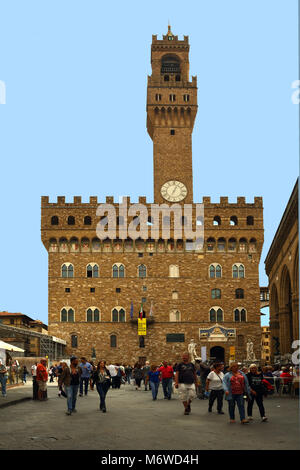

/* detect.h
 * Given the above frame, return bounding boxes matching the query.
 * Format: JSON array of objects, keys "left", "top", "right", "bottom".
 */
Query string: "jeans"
[
  {"left": 22, "top": 374, "right": 27, "bottom": 383},
  {"left": 0, "top": 375, "right": 7, "bottom": 396},
  {"left": 247, "top": 393, "right": 265, "bottom": 418},
  {"left": 32, "top": 376, "right": 38, "bottom": 400},
  {"left": 80, "top": 377, "right": 89, "bottom": 395},
  {"left": 126, "top": 373, "right": 132, "bottom": 385},
  {"left": 150, "top": 381, "right": 159, "bottom": 400},
  {"left": 208, "top": 389, "right": 224, "bottom": 412},
  {"left": 162, "top": 377, "right": 173, "bottom": 398},
  {"left": 96, "top": 382, "right": 109, "bottom": 409},
  {"left": 228, "top": 394, "right": 246, "bottom": 421},
  {"left": 66, "top": 384, "right": 79, "bottom": 412}
]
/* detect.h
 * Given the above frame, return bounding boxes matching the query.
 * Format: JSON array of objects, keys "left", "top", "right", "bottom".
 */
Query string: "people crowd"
[{"left": 1, "top": 354, "right": 299, "bottom": 422}]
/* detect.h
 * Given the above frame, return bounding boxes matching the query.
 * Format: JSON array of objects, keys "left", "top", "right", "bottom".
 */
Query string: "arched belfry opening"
[{"left": 161, "top": 54, "right": 181, "bottom": 75}]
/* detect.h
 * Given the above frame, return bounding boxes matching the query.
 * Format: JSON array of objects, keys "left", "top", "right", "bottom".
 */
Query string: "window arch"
[
  {"left": 234, "top": 308, "right": 247, "bottom": 322},
  {"left": 235, "top": 288, "right": 244, "bottom": 299},
  {"left": 247, "top": 216, "right": 254, "bottom": 226},
  {"left": 86, "top": 263, "right": 99, "bottom": 278},
  {"left": 111, "top": 307, "right": 126, "bottom": 322},
  {"left": 112, "top": 263, "right": 125, "bottom": 278},
  {"left": 67, "top": 216, "right": 75, "bottom": 225},
  {"left": 230, "top": 216, "right": 238, "bottom": 226},
  {"left": 213, "top": 216, "right": 221, "bottom": 226},
  {"left": 70, "top": 237, "right": 79, "bottom": 253},
  {"left": 211, "top": 288, "right": 221, "bottom": 299},
  {"left": 161, "top": 54, "right": 181, "bottom": 74},
  {"left": 232, "top": 264, "right": 245, "bottom": 279},
  {"left": 172, "top": 290, "right": 178, "bottom": 300},
  {"left": 217, "top": 238, "right": 226, "bottom": 252},
  {"left": 59, "top": 238, "right": 68, "bottom": 253},
  {"left": 209, "top": 307, "right": 223, "bottom": 322},
  {"left": 61, "top": 263, "right": 74, "bottom": 278},
  {"left": 49, "top": 238, "right": 58, "bottom": 252},
  {"left": 169, "top": 265, "right": 179, "bottom": 278},
  {"left": 169, "top": 310, "right": 181, "bottom": 322},
  {"left": 110, "top": 334, "right": 117, "bottom": 348},
  {"left": 209, "top": 264, "right": 222, "bottom": 279},
  {"left": 81, "top": 237, "right": 90, "bottom": 252},
  {"left": 239, "top": 238, "right": 248, "bottom": 253},
  {"left": 249, "top": 238, "right": 257, "bottom": 252},
  {"left": 228, "top": 238, "right": 237, "bottom": 251},
  {"left": 84, "top": 216, "right": 92, "bottom": 225},
  {"left": 51, "top": 215, "right": 59, "bottom": 225},
  {"left": 207, "top": 237, "right": 216, "bottom": 251},
  {"left": 86, "top": 307, "right": 100, "bottom": 322},
  {"left": 61, "top": 307, "right": 74, "bottom": 322},
  {"left": 138, "top": 264, "right": 147, "bottom": 278}
]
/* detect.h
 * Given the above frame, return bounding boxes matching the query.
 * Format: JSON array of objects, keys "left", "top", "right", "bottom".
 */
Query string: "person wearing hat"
[{"left": 60, "top": 356, "right": 82, "bottom": 415}]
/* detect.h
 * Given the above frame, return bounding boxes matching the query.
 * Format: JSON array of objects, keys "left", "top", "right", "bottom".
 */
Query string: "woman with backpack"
[
  {"left": 246, "top": 364, "right": 268, "bottom": 422},
  {"left": 95, "top": 360, "right": 111, "bottom": 412},
  {"left": 133, "top": 363, "right": 144, "bottom": 390}
]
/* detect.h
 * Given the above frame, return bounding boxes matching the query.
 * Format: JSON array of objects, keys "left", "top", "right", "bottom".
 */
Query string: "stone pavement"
[
  {"left": 0, "top": 382, "right": 299, "bottom": 450},
  {"left": 0, "top": 383, "right": 32, "bottom": 409}
]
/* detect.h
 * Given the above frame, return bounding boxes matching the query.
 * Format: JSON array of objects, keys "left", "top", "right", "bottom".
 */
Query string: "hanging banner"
[
  {"left": 138, "top": 318, "right": 147, "bottom": 336},
  {"left": 201, "top": 346, "right": 207, "bottom": 362},
  {"left": 229, "top": 346, "right": 235, "bottom": 361}
]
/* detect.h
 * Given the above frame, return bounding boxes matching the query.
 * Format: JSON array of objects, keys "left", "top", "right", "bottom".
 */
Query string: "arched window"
[
  {"left": 112, "top": 307, "right": 125, "bottom": 322},
  {"left": 161, "top": 54, "right": 180, "bottom": 74},
  {"left": 59, "top": 238, "right": 68, "bottom": 253},
  {"left": 110, "top": 335, "right": 117, "bottom": 348},
  {"left": 233, "top": 264, "right": 245, "bottom": 279},
  {"left": 210, "top": 309, "right": 216, "bottom": 322},
  {"left": 169, "top": 265, "right": 179, "bottom": 278},
  {"left": 81, "top": 238, "right": 90, "bottom": 252},
  {"left": 216, "top": 265, "right": 222, "bottom": 278},
  {"left": 170, "top": 310, "right": 181, "bottom": 322},
  {"left": 211, "top": 288, "right": 221, "bottom": 299},
  {"left": 86, "top": 263, "right": 99, "bottom": 278},
  {"left": 209, "top": 265, "right": 216, "bottom": 278},
  {"left": 209, "top": 264, "right": 222, "bottom": 279},
  {"left": 207, "top": 238, "right": 215, "bottom": 251},
  {"left": 217, "top": 238, "right": 226, "bottom": 252},
  {"left": 71, "top": 335, "right": 78, "bottom": 348},
  {"left": 228, "top": 238, "right": 237, "bottom": 251},
  {"left": 51, "top": 216, "right": 59, "bottom": 225},
  {"left": 86, "top": 307, "right": 100, "bottom": 322},
  {"left": 138, "top": 265, "right": 147, "bottom": 278},
  {"left": 239, "top": 238, "right": 247, "bottom": 253},
  {"left": 84, "top": 216, "right": 92, "bottom": 225},
  {"left": 70, "top": 237, "right": 79, "bottom": 253},
  {"left": 92, "top": 237, "right": 101, "bottom": 252},
  {"left": 249, "top": 238, "right": 257, "bottom": 252},
  {"left": 213, "top": 216, "right": 221, "bottom": 226},
  {"left": 61, "top": 307, "right": 74, "bottom": 322},
  {"left": 217, "top": 308, "right": 223, "bottom": 322},
  {"left": 49, "top": 238, "right": 58, "bottom": 252},
  {"left": 112, "top": 264, "right": 125, "bottom": 278},
  {"left": 230, "top": 216, "right": 238, "bottom": 226},
  {"left": 234, "top": 308, "right": 247, "bottom": 322},
  {"left": 247, "top": 216, "right": 254, "bottom": 226},
  {"left": 61, "top": 263, "right": 74, "bottom": 278},
  {"left": 67, "top": 216, "right": 75, "bottom": 225},
  {"left": 172, "top": 290, "right": 178, "bottom": 300},
  {"left": 235, "top": 288, "right": 244, "bottom": 299}
]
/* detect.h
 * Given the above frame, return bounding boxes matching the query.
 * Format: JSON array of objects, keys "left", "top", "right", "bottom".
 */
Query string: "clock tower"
[{"left": 147, "top": 26, "right": 198, "bottom": 204}]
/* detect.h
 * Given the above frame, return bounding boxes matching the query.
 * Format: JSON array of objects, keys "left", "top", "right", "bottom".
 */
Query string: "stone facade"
[
  {"left": 261, "top": 326, "right": 271, "bottom": 364},
  {"left": 265, "top": 179, "right": 299, "bottom": 362},
  {"left": 41, "top": 27, "right": 264, "bottom": 365}
]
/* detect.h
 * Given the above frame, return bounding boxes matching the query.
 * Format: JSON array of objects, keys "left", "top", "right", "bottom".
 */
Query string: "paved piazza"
[{"left": 1, "top": 382, "right": 299, "bottom": 450}]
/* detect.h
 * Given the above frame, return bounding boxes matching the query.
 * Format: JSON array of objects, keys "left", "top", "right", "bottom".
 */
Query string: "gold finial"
[{"left": 167, "top": 22, "right": 173, "bottom": 36}]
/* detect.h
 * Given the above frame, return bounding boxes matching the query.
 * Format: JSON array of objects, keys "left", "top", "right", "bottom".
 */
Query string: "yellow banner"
[
  {"left": 138, "top": 318, "right": 147, "bottom": 336},
  {"left": 229, "top": 346, "right": 235, "bottom": 360}
]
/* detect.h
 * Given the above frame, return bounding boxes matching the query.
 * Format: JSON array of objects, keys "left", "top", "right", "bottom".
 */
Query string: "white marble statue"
[
  {"left": 188, "top": 339, "right": 198, "bottom": 363},
  {"left": 246, "top": 338, "right": 256, "bottom": 361}
]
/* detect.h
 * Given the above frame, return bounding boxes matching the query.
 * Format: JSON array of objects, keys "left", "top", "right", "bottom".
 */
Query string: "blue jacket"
[
  {"left": 222, "top": 371, "right": 250, "bottom": 401},
  {"left": 79, "top": 362, "right": 92, "bottom": 378}
]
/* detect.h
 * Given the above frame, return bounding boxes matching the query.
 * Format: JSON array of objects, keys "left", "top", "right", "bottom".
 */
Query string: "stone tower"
[{"left": 147, "top": 25, "right": 197, "bottom": 204}]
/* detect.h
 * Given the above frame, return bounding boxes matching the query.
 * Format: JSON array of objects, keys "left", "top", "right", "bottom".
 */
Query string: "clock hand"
[{"left": 171, "top": 186, "right": 177, "bottom": 195}]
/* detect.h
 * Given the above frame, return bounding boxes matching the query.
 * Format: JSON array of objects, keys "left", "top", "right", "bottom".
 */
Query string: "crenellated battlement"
[{"left": 41, "top": 195, "right": 263, "bottom": 208}]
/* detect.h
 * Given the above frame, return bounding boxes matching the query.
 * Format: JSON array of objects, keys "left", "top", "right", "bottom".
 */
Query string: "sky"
[{"left": 0, "top": 0, "right": 298, "bottom": 327}]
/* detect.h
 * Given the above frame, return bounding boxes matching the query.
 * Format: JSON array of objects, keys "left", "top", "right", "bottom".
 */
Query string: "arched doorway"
[
  {"left": 210, "top": 346, "right": 225, "bottom": 363},
  {"left": 280, "top": 266, "right": 293, "bottom": 352}
]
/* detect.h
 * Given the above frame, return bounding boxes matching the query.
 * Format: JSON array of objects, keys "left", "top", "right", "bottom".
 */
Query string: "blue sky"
[{"left": 0, "top": 0, "right": 298, "bottom": 327}]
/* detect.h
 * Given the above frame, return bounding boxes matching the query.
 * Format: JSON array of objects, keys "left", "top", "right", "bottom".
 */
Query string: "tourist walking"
[
  {"left": 145, "top": 365, "right": 160, "bottom": 400},
  {"left": 125, "top": 365, "right": 133, "bottom": 385},
  {"left": 246, "top": 364, "right": 268, "bottom": 422},
  {"left": 222, "top": 362, "right": 250, "bottom": 424},
  {"left": 206, "top": 362, "right": 225, "bottom": 414},
  {"left": 89, "top": 362, "right": 97, "bottom": 391},
  {"left": 0, "top": 359, "right": 8, "bottom": 397},
  {"left": 95, "top": 360, "right": 111, "bottom": 412},
  {"left": 57, "top": 362, "right": 68, "bottom": 398},
  {"left": 133, "top": 363, "right": 144, "bottom": 390},
  {"left": 174, "top": 352, "right": 197, "bottom": 415},
  {"left": 60, "top": 356, "right": 82, "bottom": 415},
  {"left": 158, "top": 361, "right": 174, "bottom": 400},
  {"left": 31, "top": 362, "right": 38, "bottom": 400},
  {"left": 79, "top": 357, "right": 92, "bottom": 396},
  {"left": 36, "top": 359, "right": 48, "bottom": 401},
  {"left": 108, "top": 363, "right": 118, "bottom": 389},
  {"left": 142, "top": 362, "right": 151, "bottom": 391},
  {"left": 22, "top": 365, "right": 29, "bottom": 383}
]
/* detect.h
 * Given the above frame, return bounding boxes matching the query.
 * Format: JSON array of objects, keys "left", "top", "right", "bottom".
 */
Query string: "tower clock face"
[{"left": 160, "top": 180, "right": 188, "bottom": 202}]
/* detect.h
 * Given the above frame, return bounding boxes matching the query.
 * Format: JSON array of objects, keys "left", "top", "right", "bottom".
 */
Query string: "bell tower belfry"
[{"left": 147, "top": 26, "right": 198, "bottom": 204}]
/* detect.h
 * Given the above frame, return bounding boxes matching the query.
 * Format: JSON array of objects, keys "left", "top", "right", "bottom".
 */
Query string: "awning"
[{"left": 0, "top": 340, "right": 25, "bottom": 352}]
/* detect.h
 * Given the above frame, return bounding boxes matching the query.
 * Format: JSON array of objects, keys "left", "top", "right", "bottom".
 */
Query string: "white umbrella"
[{"left": 0, "top": 340, "right": 25, "bottom": 352}]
